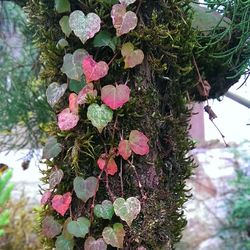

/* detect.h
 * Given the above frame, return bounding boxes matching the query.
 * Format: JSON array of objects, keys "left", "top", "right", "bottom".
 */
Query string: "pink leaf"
[
  {"left": 42, "top": 216, "right": 62, "bottom": 239},
  {"left": 101, "top": 84, "right": 130, "bottom": 110},
  {"left": 69, "top": 93, "right": 78, "bottom": 114},
  {"left": 58, "top": 108, "right": 79, "bottom": 131},
  {"left": 129, "top": 130, "right": 149, "bottom": 155},
  {"left": 111, "top": 4, "right": 138, "bottom": 37},
  {"left": 82, "top": 55, "right": 109, "bottom": 83},
  {"left": 118, "top": 140, "right": 132, "bottom": 160},
  {"left": 121, "top": 42, "right": 144, "bottom": 69},
  {"left": 52, "top": 192, "right": 72, "bottom": 216},
  {"left": 41, "top": 191, "right": 52, "bottom": 205},
  {"left": 97, "top": 154, "right": 118, "bottom": 176},
  {"left": 77, "top": 83, "right": 97, "bottom": 105}
]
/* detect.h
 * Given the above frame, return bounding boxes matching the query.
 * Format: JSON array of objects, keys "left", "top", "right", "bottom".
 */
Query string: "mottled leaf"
[
  {"left": 84, "top": 237, "right": 107, "bottom": 250},
  {"left": 49, "top": 169, "right": 64, "bottom": 189},
  {"left": 113, "top": 197, "right": 141, "bottom": 226},
  {"left": 58, "top": 108, "right": 79, "bottom": 131},
  {"left": 93, "top": 31, "right": 116, "bottom": 52},
  {"left": 121, "top": 42, "right": 144, "bottom": 69},
  {"left": 73, "top": 176, "right": 98, "bottom": 202},
  {"left": 94, "top": 200, "right": 114, "bottom": 220},
  {"left": 111, "top": 4, "right": 138, "bottom": 36},
  {"left": 97, "top": 155, "right": 118, "bottom": 176},
  {"left": 42, "top": 216, "right": 62, "bottom": 239},
  {"left": 119, "top": 0, "right": 136, "bottom": 5},
  {"left": 101, "top": 84, "right": 130, "bottom": 110},
  {"left": 61, "top": 49, "right": 88, "bottom": 81},
  {"left": 82, "top": 55, "right": 109, "bottom": 83},
  {"left": 77, "top": 83, "right": 97, "bottom": 105},
  {"left": 59, "top": 16, "right": 72, "bottom": 37},
  {"left": 129, "top": 130, "right": 149, "bottom": 155},
  {"left": 52, "top": 192, "right": 72, "bottom": 216},
  {"left": 46, "top": 82, "right": 67, "bottom": 107},
  {"left": 118, "top": 139, "right": 132, "bottom": 160},
  {"left": 67, "top": 217, "right": 90, "bottom": 238},
  {"left": 55, "top": 234, "right": 74, "bottom": 250},
  {"left": 87, "top": 104, "right": 113, "bottom": 133},
  {"left": 56, "top": 38, "right": 69, "bottom": 49},
  {"left": 55, "top": 0, "right": 70, "bottom": 13},
  {"left": 41, "top": 191, "right": 52, "bottom": 205},
  {"left": 42, "top": 137, "right": 62, "bottom": 159},
  {"left": 102, "top": 223, "right": 125, "bottom": 248},
  {"left": 69, "top": 10, "right": 101, "bottom": 44}
]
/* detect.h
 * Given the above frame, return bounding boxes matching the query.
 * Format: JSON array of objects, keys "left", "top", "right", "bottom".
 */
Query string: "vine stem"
[
  {"left": 119, "top": 158, "right": 124, "bottom": 197},
  {"left": 127, "top": 158, "right": 147, "bottom": 201},
  {"left": 108, "top": 52, "right": 119, "bottom": 66},
  {"left": 105, "top": 173, "right": 116, "bottom": 202}
]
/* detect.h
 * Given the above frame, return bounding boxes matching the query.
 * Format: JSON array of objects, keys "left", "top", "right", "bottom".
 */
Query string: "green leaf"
[
  {"left": 46, "top": 82, "right": 67, "bottom": 107},
  {"left": 42, "top": 137, "right": 62, "bottom": 159},
  {"left": 62, "top": 218, "right": 73, "bottom": 240},
  {"left": 113, "top": 197, "right": 141, "bottom": 226},
  {"left": 61, "top": 49, "right": 88, "bottom": 81},
  {"left": 87, "top": 104, "right": 113, "bottom": 133},
  {"left": 55, "top": 0, "right": 70, "bottom": 13},
  {"left": 42, "top": 216, "right": 62, "bottom": 239},
  {"left": 55, "top": 234, "right": 74, "bottom": 250},
  {"left": 73, "top": 176, "right": 98, "bottom": 202},
  {"left": 0, "top": 210, "right": 10, "bottom": 227},
  {"left": 56, "top": 38, "right": 69, "bottom": 49},
  {"left": 67, "top": 217, "right": 90, "bottom": 238},
  {"left": 94, "top": 200, "right": 114, "bottom": 220},
  {"left": 59, "top": 16, "right": 72, "bottom": 37},
  {"left": 93, "top": 31, "right": 116, "bottom": 52},
  {"left": 69, "top": 78, "right": 86, "bottom": 94},
  {"left": 102, "top": 223, "right": 125, "bottom": 248}
]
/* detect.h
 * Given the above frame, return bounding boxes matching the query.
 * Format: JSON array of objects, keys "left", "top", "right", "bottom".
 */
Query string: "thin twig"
[{"left": 119, "top": 158, "right": 124, "bottom": 197}]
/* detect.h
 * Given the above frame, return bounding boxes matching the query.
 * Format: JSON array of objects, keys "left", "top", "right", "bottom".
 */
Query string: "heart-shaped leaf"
[
  {"left": 102, "top": 223, "right": 125, "bottom": 248},
  {"left": 59, "top": 16, "right": 72, "bottom": 37},
  {"left": 93, "top": 31, "right": 116, "bottom": 52},
  {"left": 73, "top": 176, "right": 98, "bottom": 202},
  {"left": 121, "top": 42, "right": 144, "bottom": 69},
  {"left": 49, "top": 168, "right": 64, "bottom": 189},
  {"left": 77, "top": 83, "right": 97, "bottom": 105},
  {"left": 111, "top": 4, "right": 138, "bottom": 36},
  {"left": 67, "top": 217, "right": 90, "bottom": 238},
  {"left": 82, "top": 55, "right": 109, "bottom": 83},
  {"left": 61, "top": 49, "right": 88, "bottom": 81},
  {"left": 87, "top": 104, "right": 113, "bottom": 133},
  {"left": 41, "top": 191, "right": 52, "bottom": 205},
  {"left": 55, "top": 0, "right": 70, "bottom": 13},
  {"left": 94, "top": 200, "right": 114, "bottom": 220},
  {"left": 113, "top": 197, "right": 141, "bottom": 226},
  {"left": 62, "top": 218, "right": 73, "bottom": 240},
  {"left": 46, "top": 82, "right": 67, "bottom": 107},
  {"left": 52, "top": 192, "right": 72, "bottom": 216},
  {"left": 119, "top": 0, "right": 136, "bottom": 5},
  {"left": 69, "top": 78, "right": 86, "bottom": 94},
  {"left": 129, "top": 130, "right": 149, "bottom": 155},
  {"left": 101, "top": 84, "right": 130, "bottom": 110},
  {"left": 55, "top": 234, "right": 74, "bottom": 250},
  {"left": 42, "top": 216, "right": 62, "bottom": 239},
  {"left": 84, "top": 236, "right": 107, "bottom": 250},
  {"left": 58, "top": 108, "right": 79, "bottom": 131},
  {"left": 69, "top": 10, "right": 101, "bottom": 44},
  {"left": 69, "top": 93, "right": 78, "bottom": 114},
  {"left": 42, "top": 137, "right": 62, "bottom": 159},
  {"left": 97, "top": 155, "right": 118, "bottom": 176},
  {"left": 118, "top": 139, "right": 132, "bottom": 160}
]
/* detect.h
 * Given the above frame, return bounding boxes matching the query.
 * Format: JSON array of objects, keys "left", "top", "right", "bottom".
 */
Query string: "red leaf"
[
  {"left": 129, "top": 130, "right": 149, "bottom": 155},
  {"left": 41, "top": 191, "right": 52, "bottom": 205},
  {"left": 58, "top": 108, "right": 79, "bottom": 131},
  {"left": 77, "top": 83, "right": 97, "bottom": 105},
  {"left": 52, "top": 192, "right": 72, "bottom": 216},
  {"left": 101, "top": 84, "right": 130, "bottom": 110},
  {"left": 118, "top": 140, "right": 132, "bottom": 160},
  {"left": 82, "top": 55, "right": 109, "bottom": 83},
  {"left": 97, "top": 155, "right": 118, "bottom": 176},
  {"left": 69, "top": 93, "right": 78, "bottom": 114}
]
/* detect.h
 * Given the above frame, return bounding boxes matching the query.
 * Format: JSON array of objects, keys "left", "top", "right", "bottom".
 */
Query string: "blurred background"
[{"left": 0, "top": 1, "right": 249, "bottom": 250}]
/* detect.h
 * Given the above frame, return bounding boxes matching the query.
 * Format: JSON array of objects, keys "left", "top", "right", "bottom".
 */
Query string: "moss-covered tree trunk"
[{"left": 12, "top": 0, "right": 249, "bottom": 249}]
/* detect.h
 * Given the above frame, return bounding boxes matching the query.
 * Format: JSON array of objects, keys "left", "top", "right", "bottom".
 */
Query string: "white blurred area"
[{"left": 204, "top": 77, "right": 250, "bottom": 142}]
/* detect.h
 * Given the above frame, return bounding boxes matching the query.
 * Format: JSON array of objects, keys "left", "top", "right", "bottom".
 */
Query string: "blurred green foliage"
[{"left": 0, "top": 2, "right": 53, "bottom": 152}]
